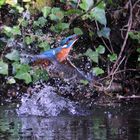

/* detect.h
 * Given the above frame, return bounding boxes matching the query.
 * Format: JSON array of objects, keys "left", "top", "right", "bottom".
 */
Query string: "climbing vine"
[{"left": 0, "top": 0, "right": 140, "bottom": 88}]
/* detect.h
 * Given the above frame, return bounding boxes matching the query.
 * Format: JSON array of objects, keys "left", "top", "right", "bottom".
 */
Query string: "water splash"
[{"left": 17, "top": 85, "right": 80, "bottom": 116}]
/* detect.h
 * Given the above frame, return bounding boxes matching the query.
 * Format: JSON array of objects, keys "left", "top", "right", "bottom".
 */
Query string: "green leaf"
[
  {"left": 15, "top": 71, "right": 32, "bottom": 84},
  {"left": 97, "top": 1, "right": 106, "bottom": 9},
  {"left": 49, "top": 8, "right": 64, "bottom": 21},
  {"left": 65, "top": 9, "right": 81, "bottom": 15},
  {"left": 97, "top": 27, "right": 111, "bottom": 39},
  {"left": 0, "top": 61, "right": 8, "bottom": 75},
  {"left": 128, "top": 31, "right": 140, "bottom": 43},
  {"left": 32, "top": 68, "right": 49, "bottom": 82},
  {"left": 138, "top": 55, "right": 140, "bottom": 62},
  {"left": 90, "top": 7, "right": 106, "bottom": 25},
  {"left": 12, "top": 63, "right": 32, "bottom": 84},
  {"left": 7, "top": 77, "right": 16, "bottom": 84},
  {"left": 85, "top": 49, "right": 99, "bottom": 63},
  {"left": 25, "top": 36, "right": 35, "bottom": 45},
  {"left": 108, "top": 53, "right": 117, "bottom": 62},
  {"left": 39, "top": 41, "right": 50, "bottom": 51},
  {"left": 0, "top": 0, "right": 5, "bottom": 7},
  {"left": 3, "top": 26, "right": 21, "bottom": 36},
  {"left": 96, "top": 45, "right": 105, "bottom": 54},
  {"left": 137, "top": 48, "right": 140, "bottom": 53},
  {"left": 79, "top": 0, "right": 93, "bottom": 11},
  {"left": 16, "top": 6, "right": 24, "bottom": 13},
  {"left": 80, "top": 79, "right": 89, "bottom": 85},
  {"left": 93, "top": 67, "right": 104, "bottom": 76},
  {"left": 21, "top": 19, "right": 28, "bottom": 27},
  {"left": 41, "top": 6, "right": 51, "bottom": 18},
  {"left": 12, "top": 63, "right": 30, "bottom": 73},
  {"left": 51, "top": 23, "right": 69, "bottom": 33},
  {"left": 5, "top": 50, "right": 20, "bottom": 61},
  {"left": 3, "top": 26, "right": 12, "bottom": 36},
  {"left": 74, "top": 27, "right": 83, "bottom": 35},
  {"left": 37, "top": 17, "right": 47, "bottom": 27},
  {"left": 12, "top": 26, "right": 21, "bottom": 35}
]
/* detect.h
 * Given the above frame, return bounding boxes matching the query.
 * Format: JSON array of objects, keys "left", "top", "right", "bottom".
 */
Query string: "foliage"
[
  {"left": 128, "top": 31, "right": 140, "bottom": 44},
  {"left": 85, "top": 45, "right": 105, "bottom": 62},
  {"left": 0, "top": 61, "right": 8, "bottom": 75},
  {"left": 108, "top": 53, "right": 117, "bottom": 62},
  {"left": 0, "top": 0, "right": 139, "bottom": 85},
  {"left": 93, "top": 67, "right": 104, "bottom": 76},
  {"left": 5, "top": 50, "right": 20, "bottom": 61}
]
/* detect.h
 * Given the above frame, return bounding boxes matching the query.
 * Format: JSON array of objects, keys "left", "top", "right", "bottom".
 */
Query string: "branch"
[{"left": 110, "top": 0, "right": 133, "bottom": 75}]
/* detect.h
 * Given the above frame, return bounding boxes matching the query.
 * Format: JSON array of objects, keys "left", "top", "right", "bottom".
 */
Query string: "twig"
[
  {"left": 110, "top": 0, "right": 133, "bottom": 75},
  {"left": 116, "top": 68, "right": 140, "bottom": 73},
  {"left": 117, "top": 95, "right": 140, "bottom": 99}
]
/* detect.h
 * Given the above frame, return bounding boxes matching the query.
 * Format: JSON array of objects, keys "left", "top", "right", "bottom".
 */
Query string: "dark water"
[{"left": 0, "top": 104, "right": 140, "bottom": 140}]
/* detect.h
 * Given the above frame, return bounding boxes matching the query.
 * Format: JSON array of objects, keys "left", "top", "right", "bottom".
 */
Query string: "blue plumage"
[{"left": 32, "top": 34, "right": 78, "bottom": 63}]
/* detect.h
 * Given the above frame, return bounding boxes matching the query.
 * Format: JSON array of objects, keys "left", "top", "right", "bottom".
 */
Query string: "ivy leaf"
[
  {"left": 51, "top": 23, "right": 69, "bottom": 33},
  {"left": 138, "top": 55, "right": 140, "bottom": 62},
  {"left": 79, "top": 0, "right": 93, "bottom": 11},
  {"left": 97, "top": 1, "right": 106, "bottom": 9},
  {"left": 74, "top": 27, "right": 83, "bottom": 35},
  {"left": 5, "top": 50, "right": 20, "bottom": 61},
  {"left": 37, "top": 17, "right": 47, "bottom": 27},
  {"left": 7, "top": 77, "right": 16, "bottom": 84},
  {"left": 3, "top": 26, "right": 21, "bottom": 36},
  {"left": 16, "top": 6, "right": 24, "bottom": 13},
  {"left": 12, "top": 26, "right": 21, "bottom": 35},
  {"left": 136, "top": 48, "right": 140, "bottom": 53},
  {"left": 80, "top": 79, "right": 89, "bottom": 85},
  {"left": 0, "top": 61, "right": 8, "bottom": 75},
  {"left": 97, "top": 27, "right": 111, "bottom": 39},
  {"left": 128, "top": 31, "right": 140, "bottom": 44},
  {"left": 12, "top": 63, "right": 30, "bottom": 73},
  {"left": 42, "top": 6, "right": 51, "bottom": 18},
  {"left": 90, "top": 7, "right": 106, "bottom": 25},
  {"left": 21, "top": 19, "right": 28, "bottom": 27},
  {"left": 12, "top": 63, "right": 32, "bottom": 84},
  {"left": 6, "top": 0, "right": 17, "bottom": 6},
  {"left": 38, "top": 41, "right": 50, "bottom": 51},
  {"left": 85, "top": 49, "right": 99, "bottom": 63},
  {"left": 15, "top": 71, "right": 32, "bottom": 84},
  {"left": 65, "top": 9, "right": 81, "bottom": 15},
  {"left": 108, "top": 53, "right": 117, "bottom": 62},
  {"left": 25, "top": 36, "right": 35, "bottom": 45},
  {"left": 0, "top": 0, "right": 5, "bottom": 7},
  {"left": 93, "top": 67, "right": 104, "bottom": 76},
  {"left": 49, "top": 8, "right": 64, "bottom": 21},
  {"left": 96, "top": 45, "right": 105, "bottom": 54}
]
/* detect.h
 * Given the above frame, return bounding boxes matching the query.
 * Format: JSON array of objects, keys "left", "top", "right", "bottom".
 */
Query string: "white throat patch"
[{"left": 61, "top": 45, "right": 67, "bottom": 48}]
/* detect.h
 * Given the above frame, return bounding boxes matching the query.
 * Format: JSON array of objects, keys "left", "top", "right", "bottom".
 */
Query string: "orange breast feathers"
[{"left": 56, "top": 47, "right": 72, "bottom": 62}]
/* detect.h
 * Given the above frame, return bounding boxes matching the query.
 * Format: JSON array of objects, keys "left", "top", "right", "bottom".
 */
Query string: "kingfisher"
[
  {"left": 28, "top": 34, "right": 94, "bottom": 82},
  {"left": 32, "top": 34, "right": 78, "bottom": 64}
]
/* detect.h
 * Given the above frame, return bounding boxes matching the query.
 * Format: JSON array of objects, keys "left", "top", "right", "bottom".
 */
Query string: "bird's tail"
[
  {"left": 20, "top": 53, "right": 35, "bottom": 64},
  {"left": 20, "top": 53, "right": 51, "bottom": 68}
]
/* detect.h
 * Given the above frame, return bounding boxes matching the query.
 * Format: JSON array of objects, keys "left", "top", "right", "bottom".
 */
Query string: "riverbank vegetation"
[{"left": 0, "top": 0, "right": 139, "bottom": 104}]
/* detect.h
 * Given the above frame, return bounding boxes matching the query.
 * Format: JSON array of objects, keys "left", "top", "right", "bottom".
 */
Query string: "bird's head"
[
  {"left": 60, "top": 34, "right": 79, "bottom": 46},
  {"left": 61, "top": 34, "right": 79, "bottom": 49}
]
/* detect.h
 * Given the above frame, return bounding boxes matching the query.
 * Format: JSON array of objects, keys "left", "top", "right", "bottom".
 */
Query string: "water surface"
[{"left": 0, "top": 103, "right": 139, "bottom": 140}]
